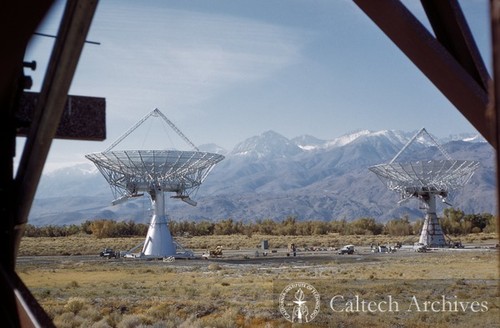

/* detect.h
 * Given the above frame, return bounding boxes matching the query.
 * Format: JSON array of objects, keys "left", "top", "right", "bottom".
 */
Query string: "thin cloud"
[{"left": 78, "top": 4, "right": 306, "bottom": 118}]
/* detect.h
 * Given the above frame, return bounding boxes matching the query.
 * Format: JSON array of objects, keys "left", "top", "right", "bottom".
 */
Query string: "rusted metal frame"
[
  {"left": 490, "top": 0, "right": 500, "bottom": 238},
  {"left": 0, "top": 1, "right": 55, "bottom": 327},
  {"left": 0, "top": 0, "right": 54, "bottom": 265},
  {"left": 15, "top": 0, "right": 99, "bottom": 261},
  {"left": 1, "top": 1, "right": 98, "bottom": 326},
  {"left": 0, "top": 74, "right": 49, "bottom": 328},
  {"left": 0, "top": 2, "right": 50, "bottom": 96},
  {"left": 1, "top": 266, "right": 54, "bottom": 327},
  {"left": 421, "top": 0, "right": 491, "bottom": 91},
  {"left": 353, "top": 0, "right": 493, "bottom": 147}
]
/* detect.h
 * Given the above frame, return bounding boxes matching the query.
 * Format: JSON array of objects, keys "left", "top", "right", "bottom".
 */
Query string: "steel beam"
[
  {"left": 15, "top": 0, "right": 99, "bottom": 260},
  {"left": 0, "top": 1, "right": 56, "bottom": 327},
  {"left": 353, "top": 0, "right": 493, "bottom": 147},
  {"left": 490, "top": 0, "right": 500, "bottom": 238},
  {"left": 0, "top": 267, "right": 54, "bottom": 327},
  {"left": 421, "top": 0, "right": 490, "bottom": 91}
]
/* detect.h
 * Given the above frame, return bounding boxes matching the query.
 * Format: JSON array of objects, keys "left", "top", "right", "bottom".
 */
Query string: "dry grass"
[
  {"left": 16, "top": 233, "right": 499, "bottom": 327},
  {"left": 18, "top": 232, "right": 498, "bottom": 256},
  {"left": 18, "top": 235, "right": 145, "bottom": 256}
]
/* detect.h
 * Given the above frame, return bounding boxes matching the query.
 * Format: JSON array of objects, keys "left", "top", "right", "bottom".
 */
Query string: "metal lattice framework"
[
  {"left": 86, "top": 150, "right": 224, "bottom": 202},
  {"left": 104, "top": 108, "right": 199, "bottom": 152},
  {"left": 369, "top": 128, "right": 479, "bottom": 202},
  {"left": 369, "top": 128, "right": 480, "bottom": 247},
  {"left": 86, "top": 109, "right": 224, "bottom": 257},
  {"left": 369, "top": 159, "right": 479, "bottom": 202},
  {"left": 85, "top": 108, "right": 224, "bottom": 205}
]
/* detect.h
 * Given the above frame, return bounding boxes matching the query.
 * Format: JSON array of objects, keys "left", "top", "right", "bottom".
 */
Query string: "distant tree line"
[
  {"left": 23, "top": 209, "right": 497, "bottom": 238},
  {"left": 440, "top": 208, "right": 497, "bottom": 235},
  {"left": 24, "top": 220, "right": 148, "bottom": 238}
]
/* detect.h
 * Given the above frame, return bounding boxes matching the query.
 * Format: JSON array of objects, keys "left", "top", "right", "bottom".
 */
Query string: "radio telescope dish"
[
  {"left": 369, "top": 128, "right": 479, "bottom": 247},
  {"left": 86, "top": 109, "right": 224, "bottom": 257}
]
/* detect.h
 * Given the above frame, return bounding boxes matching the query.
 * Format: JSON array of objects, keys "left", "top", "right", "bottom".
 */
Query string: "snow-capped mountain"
[
  {"left": 198, "top": 143, "right": 227, "bottom": 155},
  {"left": 291, "top": 135, "right": 327, "bottom": 151},
  {"left": 439, "top": 132, "right": 487, "bottom": 143},
  {"left": 231, "top": 130, "right": 302, "bottom": 158},
  {"left": 29, "top": 129, "right": 495, "bottom": 226}
]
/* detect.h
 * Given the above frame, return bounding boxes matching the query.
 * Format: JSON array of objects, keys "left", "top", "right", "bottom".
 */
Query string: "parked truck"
[
  {"left": 338, "top": 244, "right": 355, "bottom": 255},
  {"left": 99, "top": 248, "right": 118, "bottom": 259}
]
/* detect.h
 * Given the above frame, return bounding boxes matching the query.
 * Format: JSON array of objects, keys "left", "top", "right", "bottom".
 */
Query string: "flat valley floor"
[{"left": 17, "top": 234, "right": 499, "bottom": 327}]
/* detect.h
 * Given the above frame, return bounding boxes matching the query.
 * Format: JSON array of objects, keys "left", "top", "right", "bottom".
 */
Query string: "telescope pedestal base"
[
  {"left": 142, "top": 214, "right": 176, "bottom": 257},
  {"left": 419, "top": 214, "right": 447, "bottom": 248}
]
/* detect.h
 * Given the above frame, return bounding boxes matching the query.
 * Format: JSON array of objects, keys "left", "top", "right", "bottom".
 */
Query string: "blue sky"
[{"left": 21, "top": 0, "right": 490, "bottom": 171}]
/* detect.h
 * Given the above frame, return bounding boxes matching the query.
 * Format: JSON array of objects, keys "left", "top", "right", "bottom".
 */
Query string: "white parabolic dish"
[
  {"left": 368, "top": 128, "right": 481, "bottom": 247},
  {"left": 369, "top": 159, "right": 480, "bottom": 196},
  {"left": 85, "top": 109, "right": 225, "bottom": 257},
  {"left": 86, "top": 150, "right": 225, "bottom": 197}
]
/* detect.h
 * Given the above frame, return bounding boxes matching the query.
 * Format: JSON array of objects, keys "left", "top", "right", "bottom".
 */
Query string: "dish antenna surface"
[
  {"left": 86, "top": 108, "right": 224, "bottom": 257},
  {"left": 369, "top": 128, "right": 479, "bottom": 247}
]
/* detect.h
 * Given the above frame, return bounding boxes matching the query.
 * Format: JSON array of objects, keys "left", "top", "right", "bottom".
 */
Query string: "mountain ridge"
[{"left": 30, "top": 129, "right": 494, "bottom": 226}]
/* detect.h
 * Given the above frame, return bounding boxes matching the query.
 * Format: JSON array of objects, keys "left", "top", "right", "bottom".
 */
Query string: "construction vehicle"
[{"left": 202, "top": 245, "right": 223, "bottom": 259}]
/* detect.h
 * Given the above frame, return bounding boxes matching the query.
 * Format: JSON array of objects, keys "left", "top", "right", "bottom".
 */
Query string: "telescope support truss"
[
  {"left": 369, "top": 128, "right": 479, "bottom": 247},
  {"left": 86, "top": 109, "right": 224, "bottom": 258}
]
